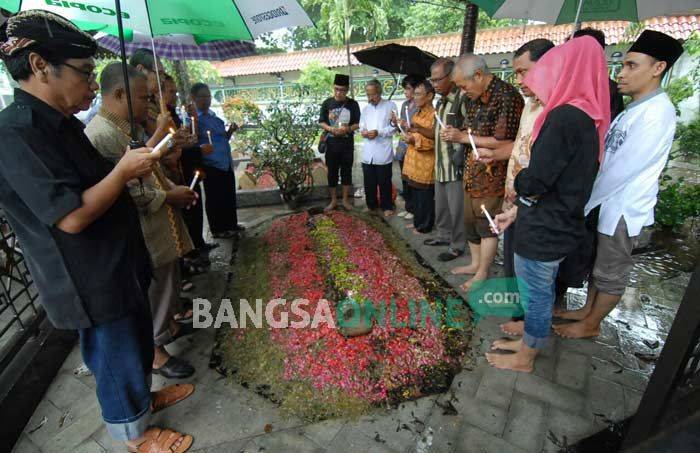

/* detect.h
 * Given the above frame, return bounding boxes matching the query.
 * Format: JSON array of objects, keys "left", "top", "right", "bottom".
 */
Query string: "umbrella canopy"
[
  {"left": 96, "top": 33, "right": 255, "bottom": 61},
  {"left": 353, "top": 43, "right": 438, "bottom": 77},
  {"left": 0, "top": 0, "right": 314, "bottom": 42},
  {"left": 470, "top": 0, "right": 700, "bottom": 24}
]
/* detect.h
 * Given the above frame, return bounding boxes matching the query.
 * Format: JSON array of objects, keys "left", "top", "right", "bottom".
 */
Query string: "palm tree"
[
  {"left": 322, "top": 0, "right": 390, "bottom": 96},
  {"left": 460, "top": 1, "right": 480, "bottom": 55}
]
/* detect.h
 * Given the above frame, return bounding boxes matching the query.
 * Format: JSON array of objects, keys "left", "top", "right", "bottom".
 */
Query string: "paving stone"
[
  {"left": 195, "top": 438, "right": 251, "bottom": 452},
  {"left": 586, "top": 376, "right": 626, "bottom": 424},
  {"left": 326, "top": 426, "right": 399, "bottom": 453},
  {"left": 623, "top": 387, "right": 644, "bottom": 418},
  {"left": 454, "top": 425, "right": 527, "bottom": 453},
  {"left": 248, "top": 429, "right": 324, "bottom": 452},
  {"left": 475, "top": 366, "right": 517, "bottom": 408},
  {"left": 543, "top": 407, "right": 599, "bottom": 453},
  {"left": 446, "top": 393, "right": 507, "bottom": 436},
  {"left": 502, "top": 392, "right": 547, "bottom": 452},
  {"left": 590, "top": 357, "right": 649, "bottom": 392},
  {"left": 73, "top": 439, "right": 106, "bottom": 453},
  {"left": 532, "top": 350, "right": 556, "bottom": 381},
  {"left": 554, "top": 350, "right": 590, "bottom": 391},
  {"left": 419, "top": 402, "right": 463, "bottom": 453},
  {"left": 299, "top": 418, "right": 346, "bottom": 446},
  {"left": 515, "top": 373, "right": 586, "bottom": 413},
  {"left": 42, "top": 405, "right": 104, "bottom": 453},
  {"left": 11, "top": 435, "right": 41, "bottom": 453},
  {"left": 43, "top": 370, "right": 94, "bottom": 412},
  {"left": 91, "top": 427, "right": 122, "bottom": 453},
  {"left": 451, "top": 364, "right": 485, "bottom": 400},
  {"left": 22, "top": 399, "right": 64, "bottom": 448}
]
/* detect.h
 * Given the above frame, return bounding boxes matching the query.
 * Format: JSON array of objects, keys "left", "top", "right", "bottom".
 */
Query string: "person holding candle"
[
  {"left": 553, "top": 31, "right": 684, "bottom": 340},
  {"left": 424, "top": 58, "right": 468, "bottom": 262},
  {"left": 400, "top": 80, "right": 437, "bottom": 233},
  {"left": 359, "top": 79, "right": 397, "bottom": 217},
  {"left": 487, "top": 36, "right": 610, "bottom": 372},
  {"left": 191, "top": 82, "right": 243, "bottom": 238},
  {"left": 129, "top": 48, "right": 170, "bottom": 136},
  {"left": 442, "top": 54, "right": 523, "bottom": 290},
  {"left": 391, "top": 74, "right": 423, "bottom": 219},
  {"left": 86, "top": 63, "right": 199, "bottom": 380},
  {"left": 0, "top": 12, "right": 194, "bottom": 451}
]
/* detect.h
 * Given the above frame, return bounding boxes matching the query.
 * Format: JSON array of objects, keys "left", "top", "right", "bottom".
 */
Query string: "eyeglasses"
[
  {"left": 62, "top": 62, "right": 97, "bottom": 83},
  {"left": 429, "top": 73, "right": 449, "bottom": 84}
]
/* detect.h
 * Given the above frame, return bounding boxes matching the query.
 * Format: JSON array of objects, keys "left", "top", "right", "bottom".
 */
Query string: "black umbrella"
[
  {"left": 353, "top": 43, "right": 438, "bottom": 77},
  {"left": 114, "top": 0, "right": 142, "bottom": 148}
]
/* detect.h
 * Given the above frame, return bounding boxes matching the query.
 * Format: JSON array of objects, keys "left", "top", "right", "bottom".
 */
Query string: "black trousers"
[
  {"left": 326, "top": 143, "right": 354, "bottom": 188},
  {"left": 399, "top": 161, "right": 414, "bottom": 213},
  {"left": 503, "top": 222, "right": 516, "bottom": 278},
  {"left": 202, "top": 165, "right": 238, "bottom": 235},
  {"left": 362, "top": 162, "right": 394, "bottom": 211},
  {"left": 412, "top": 185, "right": 435, "bottom": 232},
  {"left": 181, "top": 183, "right": 205, "bottom": 249}
]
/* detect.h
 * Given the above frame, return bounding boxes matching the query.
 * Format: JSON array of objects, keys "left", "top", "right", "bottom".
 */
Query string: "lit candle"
[
  {"left": 207, "top": 130, "right": 213, "bottom": 145},
  {"left": 190, "top": 116, "right": 195, "bottom": 135},
  {"left": 481, "top": 204, "right": 499, "bottom": 234},
  {"left": 152, "top": 128, "right": 175, "bottom": 155},
  {"left": 468, "top": 128, "right": 480, "bottom": 159},
  {"left": 434, "top": 111, "right": 445, "bottom": 129},
  {"left": 188, "top": 170, "right": 200, "bottom": 190}
]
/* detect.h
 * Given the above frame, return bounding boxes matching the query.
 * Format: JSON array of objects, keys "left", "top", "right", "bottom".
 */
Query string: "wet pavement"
[{"left": 11, "top": 160, "right": 697, "bottom": 453}]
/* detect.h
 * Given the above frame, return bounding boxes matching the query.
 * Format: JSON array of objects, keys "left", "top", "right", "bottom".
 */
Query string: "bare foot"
[
  {"left": 405, "top": 223, "right": 415, "bottom": 229},
  {"left": 553, "top": 321, "right": 600, "bottom": 339},
  {"left": 485, "top": 351, "right": 534, "bottom": 372},
  {"left": 500, "top": 320, "right": 524, "bottom": 336},
  {"left": 384, "top": 210, "right": 395, "bottom": 217},
  {"left": 492, "top": 338, "right": 522, "bottom": 352},
  {"left": 324, "top": 201, "right": 338, "bottom": 212},
  {"left": 553, "top": 306, "right": 591, "bottom": 321},
  {"left": 460, "top": 272, "right": 487, "bottom": 292},
  {"left": 451, "top": 263, "right": 479, "bottom": 275},
  {"left": 413, "top": 228, "right": 427, "bottom": 235},
  {"left": 342, "top": 201, "right": 353, "bottom": 211}
]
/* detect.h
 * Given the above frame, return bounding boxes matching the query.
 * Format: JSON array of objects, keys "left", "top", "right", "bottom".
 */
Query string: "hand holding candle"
[
  {"left": 434, "top": 111, "right": 446, "bottom": 129},
  {"left": 207, "top": 130, "right": 213, "bottom": 145},
  {"left": 481, "top": 204, "right": 499, "bottom": 234},
  {"left": 190, "top": 116, "right": 196, "bottom": 135},
  {"left": 188, "top": 170, "right": 200, "bottom": 190},
  {"left": 152, "top": 128, "right": 175, "bottom": 155}
]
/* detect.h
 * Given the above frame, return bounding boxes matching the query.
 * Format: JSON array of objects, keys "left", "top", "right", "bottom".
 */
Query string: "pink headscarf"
[{"left": 524, "top": 36, "right": 611, "bottom": 162}]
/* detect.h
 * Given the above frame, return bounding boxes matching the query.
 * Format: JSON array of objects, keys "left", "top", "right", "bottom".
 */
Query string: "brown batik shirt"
[{"left": 463, "top": 76, "right": 524, "bottom": 198}]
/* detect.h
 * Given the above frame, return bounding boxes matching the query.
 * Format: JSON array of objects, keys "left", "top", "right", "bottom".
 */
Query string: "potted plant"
[{"left": 249, "top": 101, "right": 319, "bottom": 209}]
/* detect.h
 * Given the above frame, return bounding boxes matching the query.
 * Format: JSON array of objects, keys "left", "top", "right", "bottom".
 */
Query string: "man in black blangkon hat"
[
  {"left": 554, "top": 30, "right": 685, "bottom": 340},
  {"left": 0, "top": 10, "right": 195, "bottom": 452},
  {"left": 319, "top": 73, "right": 361, "bottom": 211}
]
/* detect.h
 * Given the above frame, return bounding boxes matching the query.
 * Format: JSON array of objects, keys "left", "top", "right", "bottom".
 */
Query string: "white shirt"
[
  {"left": 360, "top": 99, "right": 397, "bottom": 165},
  {"left": 585, "top": 90, "right": 676, "bottom": 236}
]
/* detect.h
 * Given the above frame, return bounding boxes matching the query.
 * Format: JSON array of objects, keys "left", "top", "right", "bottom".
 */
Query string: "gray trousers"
[
  {"left": 148, "top": 260, "right": 181, "bottom": 346},
  {"left": 435, "top": 179, "right": 466, "bottom": 252}
]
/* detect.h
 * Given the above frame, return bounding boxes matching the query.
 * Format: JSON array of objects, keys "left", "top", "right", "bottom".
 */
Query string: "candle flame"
[
  {"left": 481, "top": 204, "right": 485, "bottom": 209},
  {"left": 468, "top": 128, "right": 473, "bottom": 134},
  {"left": 169, "top": 128, "right": 175, "bottom": 134}
]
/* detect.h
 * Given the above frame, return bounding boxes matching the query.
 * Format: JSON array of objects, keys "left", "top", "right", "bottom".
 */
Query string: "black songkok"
[
  {"left": 334, "top": 73, "right": 350, "bottom": 87},
  {"left": 628, "top": 30, "right": 684, "bottom": 68},
  {"left": 0, "top": 9, "right": 97, "bottom": 59}
]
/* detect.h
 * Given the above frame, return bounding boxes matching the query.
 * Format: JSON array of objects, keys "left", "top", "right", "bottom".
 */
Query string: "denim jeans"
[
  {"left": 79, "top": 298, "right": 154, "bottom": 441},
  {"left": 515, "top": 253, "right": 564, "bottom": 349}
]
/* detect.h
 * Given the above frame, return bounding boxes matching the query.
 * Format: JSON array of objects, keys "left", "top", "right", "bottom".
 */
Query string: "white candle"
[
  {"left": 188, "top": 170, "right": 200, "bottom": 190},
  {"left": 180, "top": 106, "right": 187, "bottom": 126},
  {"left": 152, "top": 128, "right": 175, "bottom": 155},
  {"left": 392, "top": 110, "right": 405, "bottom": 134},
  {"left": 190, "top": 116, "right": 195, "bottom": 135},
  {"left": 434, "top": 111, "right": 445, "bottom": 129},
  {"left": 481, "top": 204, "right": 499, "bottom": 234},
  {"left": 207, "top": 130, "right": 213, "bottom": 145},
  {"left": 405, "top": 110, "right": 411, "bottom": 128},
  {"left": 468, "top": 128, "right": 480, "bottom": 159}
]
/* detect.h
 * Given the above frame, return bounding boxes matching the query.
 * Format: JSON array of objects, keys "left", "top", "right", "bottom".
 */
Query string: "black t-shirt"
[
  {"left": 514, "top": 104, "right": 599, "bottom": 262},
  {"left": 319, "top": 97, "right": 361, "bottom": 147},
  {"left": 0, "top": 89, "right": 151, "bottom": 330},
  {"left": 168, "top": 105, "right": 202, "bottom": 181}
]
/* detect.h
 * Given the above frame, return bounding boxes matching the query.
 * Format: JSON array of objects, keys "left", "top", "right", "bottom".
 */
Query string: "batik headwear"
[
  {"left": 628, "top": 30, "right": 684, "bottom": 68},
  {"left": 334, "top": 73, "right": 350, "bottom": 87},
  {"left": 0, "top": 10, "right": 97, "bottom": 59},
  {"left": 524, "top": 36, "right": 611, "bottom": 162}
]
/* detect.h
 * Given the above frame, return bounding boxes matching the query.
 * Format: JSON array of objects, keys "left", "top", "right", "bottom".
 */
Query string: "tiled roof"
[{"left": 215, "top": 15, "right": 699, "bottom": 77}]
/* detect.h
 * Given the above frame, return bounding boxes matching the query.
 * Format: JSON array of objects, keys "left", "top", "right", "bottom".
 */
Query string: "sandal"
[
  {"left": 128, "top": 427, "right": 193, "bottom": 453},
  {"left": 151, "top": 384, "right": 195, "bottom": 414}
]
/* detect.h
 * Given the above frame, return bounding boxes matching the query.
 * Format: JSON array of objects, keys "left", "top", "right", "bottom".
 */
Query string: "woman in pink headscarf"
[{"left": 486, "top": 36, "right": 611, "bottom": 373}]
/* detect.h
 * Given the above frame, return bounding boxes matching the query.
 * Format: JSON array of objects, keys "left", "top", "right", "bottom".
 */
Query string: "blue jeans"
[
  {"left": 79, "top": 299, "right": 154, "bottom": 441},
  {"left": 515, "top": 253, "right": 563, "bottom": 349}
]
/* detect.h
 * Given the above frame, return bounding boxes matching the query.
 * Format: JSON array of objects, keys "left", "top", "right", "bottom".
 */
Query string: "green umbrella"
[{"left": 470, "top": 0, "right": 699, "bottom": 24}]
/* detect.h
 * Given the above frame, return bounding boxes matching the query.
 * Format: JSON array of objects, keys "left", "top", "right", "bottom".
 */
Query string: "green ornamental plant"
[{"left": 249, "top": 101, "right": 319, "bottom": 206}]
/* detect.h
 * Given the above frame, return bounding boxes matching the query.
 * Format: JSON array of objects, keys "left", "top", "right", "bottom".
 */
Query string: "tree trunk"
[
  {"left": 172, "top": 60, "right": 191, "bottom": 105},
  {"left": 345, "top": 15, "right": 353, "bottom": 97},
  {"left": 460, "top": 2, "right": 479, "bottom": 55}
]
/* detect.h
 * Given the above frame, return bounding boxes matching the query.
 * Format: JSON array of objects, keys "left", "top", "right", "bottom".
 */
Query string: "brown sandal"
[
  {"left": 151, "top": 384, "right": 195, "bottom": 414},
  {"left": 128, "top": 427, "right": 193, "bottom": 453}
]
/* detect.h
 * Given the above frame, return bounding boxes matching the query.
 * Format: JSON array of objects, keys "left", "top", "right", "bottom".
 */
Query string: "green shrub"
[{"left": 655, "top": 177, "right": 700, "bottom": 229}]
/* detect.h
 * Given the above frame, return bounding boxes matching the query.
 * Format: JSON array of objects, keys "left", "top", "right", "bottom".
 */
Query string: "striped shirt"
[{"left": 434, "top": 89, "right": 466, "bottom": 183}]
